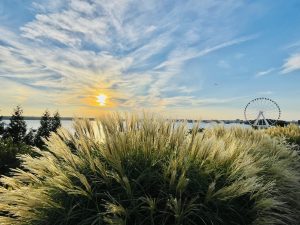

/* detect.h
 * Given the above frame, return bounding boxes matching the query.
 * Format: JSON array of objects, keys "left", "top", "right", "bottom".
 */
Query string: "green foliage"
[
  {"left": 265, "top": 124, "right": 300, "bottom": 147},
  {"left": 35, "top": 110, "right": 52, "bottom": 148},
  {"left": 0, "top": 138, "right": 33, "bottom": 175},
  {"left": 24, "top": 129, "right": 36, "bottom": 146},
  {"left": 51, "top": 111, "right": 61, "bottom": 132},
  {"left": 0, "top": 115, "right": 299, "bottom": 225},
  {"left": 3, "top": 106, "right": 27, "bottom": 143},
  {"left": 35, "top": 110, "right": 62, "bottom": 148}
]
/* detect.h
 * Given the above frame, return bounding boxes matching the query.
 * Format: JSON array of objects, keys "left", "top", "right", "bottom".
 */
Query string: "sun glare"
[{"left": 97, "top": 94, "right": 107, "bottom": 106}]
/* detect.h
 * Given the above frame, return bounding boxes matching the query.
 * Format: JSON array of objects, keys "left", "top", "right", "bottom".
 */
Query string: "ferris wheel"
[{"left": 244, "top": 97, "right": 281, "bottom": 128}]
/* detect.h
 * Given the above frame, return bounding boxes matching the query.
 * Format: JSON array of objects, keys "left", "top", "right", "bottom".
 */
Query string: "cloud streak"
[
  {"left": 255, "top": 68, "right": 276, "bottom": 77},
  {"left": 281, "top": 54, "right": 300, "bottom": 74},
  {"left": 0, "top": 0, "right": 255, "bottom": 116}
]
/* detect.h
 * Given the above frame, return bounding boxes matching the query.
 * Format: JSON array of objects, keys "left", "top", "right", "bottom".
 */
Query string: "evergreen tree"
[
  {"left": 24, "top": 129, "right": 35, "bottom": 146},
  {"left": 4, "top": 106, "right": 27, "bottom": 143},
  {"left": 51, "top": 111, "right": 61, "bottom": 132},
  {"left": 35, "top": 110, "right": 52, "bottom": 148}
]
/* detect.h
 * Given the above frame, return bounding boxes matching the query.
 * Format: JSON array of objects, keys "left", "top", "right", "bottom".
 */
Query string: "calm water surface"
[{"left": 3, "top": 120, "right": 250, "bottom": 131}]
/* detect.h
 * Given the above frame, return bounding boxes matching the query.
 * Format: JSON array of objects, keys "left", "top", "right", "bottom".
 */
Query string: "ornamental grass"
[
  {"left": 265, "top": 124, "right": 300, "bottom": 147},
  {"left": 0, "top": 114, "right": 299, "bottom": 225}
]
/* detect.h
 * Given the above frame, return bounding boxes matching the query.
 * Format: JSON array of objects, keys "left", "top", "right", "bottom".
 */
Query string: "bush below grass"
[
  {"left": 0, "top": 115, "right": 300, "bottom": 225},
  {"left": 0, "top": 138, "right": 33, "bottom": 176}
]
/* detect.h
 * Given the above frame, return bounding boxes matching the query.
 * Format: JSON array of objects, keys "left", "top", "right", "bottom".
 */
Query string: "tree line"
[
  {"left": 0, "top": 106, "right": 61, "bottom": 148},
  {"left": 0, "top": 106, "right": 61, "bottom": 175}
]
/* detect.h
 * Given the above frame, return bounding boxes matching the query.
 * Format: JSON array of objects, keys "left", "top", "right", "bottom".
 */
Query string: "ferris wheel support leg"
[
  {"left": 261, "top": 112, "right": 270, "bottom": 127},
  {"left": 253, "top": 111, "right": 263, "bottom": 127}
]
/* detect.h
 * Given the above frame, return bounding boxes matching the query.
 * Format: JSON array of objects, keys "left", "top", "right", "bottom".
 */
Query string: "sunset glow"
[{"left": 0, "top": 1, "right": 300, "bottom": 119}]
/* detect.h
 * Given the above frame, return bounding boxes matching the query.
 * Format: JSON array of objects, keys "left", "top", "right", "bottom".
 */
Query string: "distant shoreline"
[
  {"left": 1, "top": 116, "right": 74, "bottom": 121},
  {"left": 1, "top": 116, "right": 245, "bottom": 123},
  {"left": 1, "top": 116, "right": 298, "bottom": 125},
  {"left": 1, "top": 116, "right": 244, "bottom": 123}
]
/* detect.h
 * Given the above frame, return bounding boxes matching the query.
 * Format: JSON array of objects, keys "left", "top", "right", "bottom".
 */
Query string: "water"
[
  {"left": 2, "top": 120, "right": 74, "bottom": 131},
  {"left": 2, "top": 120, "right": 250, "bottom": 131}
]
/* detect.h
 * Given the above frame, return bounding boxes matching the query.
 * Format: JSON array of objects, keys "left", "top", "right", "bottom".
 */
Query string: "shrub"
[
  {"left": 265, "top": 124, "right": 300, "bottom": 147},
  {"left": 0, "top": 138, "right": 33, "bottom": 175},
  {"left": 0, "top": 115, "right": 300, "bottom": 225}
]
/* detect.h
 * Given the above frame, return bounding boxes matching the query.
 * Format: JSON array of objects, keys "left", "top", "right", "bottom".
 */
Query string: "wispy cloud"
[
  {"left": 255, "top": 68, "right": 276, "bottom": 77},
  {"left": 283, "top": 40, "right": 300, "bottom": 50},
  {"left": 0, "top": 0, "right": 255, "bottom": 116},
  {"left": 281, "top": 54, "right": 300, "bottom": 74}
]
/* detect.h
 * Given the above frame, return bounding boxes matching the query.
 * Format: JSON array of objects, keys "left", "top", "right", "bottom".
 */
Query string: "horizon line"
[{"left": 1, "top": 116, "right": 299, "bottom": 123}]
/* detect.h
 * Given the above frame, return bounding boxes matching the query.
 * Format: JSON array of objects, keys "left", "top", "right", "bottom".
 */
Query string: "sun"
[{"left": 96, "top": 94, "right": 107, "bottom": 106}]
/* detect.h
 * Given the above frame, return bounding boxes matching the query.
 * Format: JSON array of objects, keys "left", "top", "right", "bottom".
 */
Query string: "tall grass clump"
[
  {"left": 265, "top": 124, "right": 300, "bottom": 148},
  {"left": 0, "top": 114, "right": 300, "bottom": 225}
]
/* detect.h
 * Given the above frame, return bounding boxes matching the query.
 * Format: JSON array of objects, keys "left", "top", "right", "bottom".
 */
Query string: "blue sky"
[{"left": 0, "top": 0, "right": 300, "bottom": 119}]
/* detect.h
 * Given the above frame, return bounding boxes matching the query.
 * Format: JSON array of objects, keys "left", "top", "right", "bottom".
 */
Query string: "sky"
[{"left": 0, "top": 0, "right": 300, "bottom": 120}]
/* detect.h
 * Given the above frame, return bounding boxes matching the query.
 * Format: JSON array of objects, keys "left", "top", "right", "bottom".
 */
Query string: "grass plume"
[
  {"left": 0, "top": 114, "right": 300, "bottom": 225},
  {"left": 265, "top": 124, "right": 300, "bottom": 148}
]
